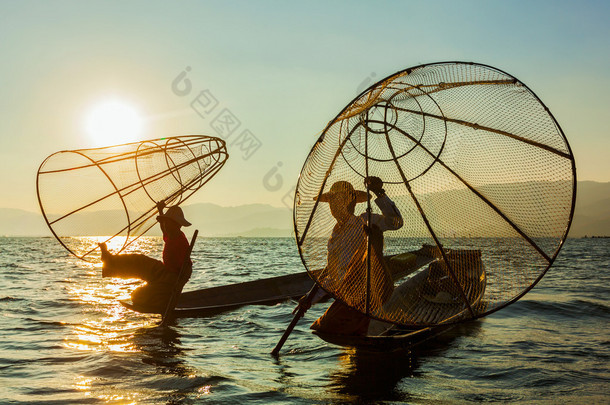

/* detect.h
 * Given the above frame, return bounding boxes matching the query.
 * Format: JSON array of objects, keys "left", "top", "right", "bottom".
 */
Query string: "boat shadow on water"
[
  {"left": 326, "top": 320, "right": 484, "bottom": 402},
  {"left": 115, "top": 322, "right": 216, "bottom": 403},
  {"left": 129, "top": 322, "right": 189, "bottom": 373}
]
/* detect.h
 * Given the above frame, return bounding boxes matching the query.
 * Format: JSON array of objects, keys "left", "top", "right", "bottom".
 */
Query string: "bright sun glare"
[{"left": 85, "top": 99, "right": 143, "bottom": 146}]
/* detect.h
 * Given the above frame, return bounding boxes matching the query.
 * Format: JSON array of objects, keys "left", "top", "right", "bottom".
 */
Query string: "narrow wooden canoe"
[
  {"left": 120, "top": 249, "right": 434, "bottom": 317},
  {"left": 120, "top": 270, "right": 315, "bottom": 316},
  {"left": 312, "top": 324, "right": 456, "bottom": 352},
  {"left": 312, "top": 247, "right": 487, "bottom": 351}
]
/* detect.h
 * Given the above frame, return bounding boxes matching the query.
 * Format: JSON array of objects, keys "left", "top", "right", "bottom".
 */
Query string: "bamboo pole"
[{"left": 271, "top": 284, "right": 319, "bottom": 356}]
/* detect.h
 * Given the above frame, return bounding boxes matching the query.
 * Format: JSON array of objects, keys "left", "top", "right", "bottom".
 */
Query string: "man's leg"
[{"left": 101, "top": 252, "right": 166, "bottom": 282}]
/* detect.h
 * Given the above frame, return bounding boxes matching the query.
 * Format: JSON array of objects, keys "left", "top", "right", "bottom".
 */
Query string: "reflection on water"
[
  {"left": 60, "top": 236, "right": 208, "bottom": 402},
  {"left": 1, "top": 237, "right": 607, "bottom": 403},
  {"left": 64, "top": 249, "right": 151, "bottom": 354},
  {"left": 62, "top": 303, "right": 202, "bottom": 402},
  {"left": 329, "top": 348, "right": 420, "bottom": 402},
  {"left": 133, "top": 324, "right": 185, "bottom": 369},
  {"left": 327, "top": 321, "right": 484, "bottom": 402}
]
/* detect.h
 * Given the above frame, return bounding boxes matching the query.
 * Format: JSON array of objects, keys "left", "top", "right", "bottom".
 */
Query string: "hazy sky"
[{"left": 1, "top": 0, "right": 608, "bottom": 212}]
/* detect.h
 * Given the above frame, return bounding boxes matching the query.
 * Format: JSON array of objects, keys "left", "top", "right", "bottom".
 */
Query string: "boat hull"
[
  {"left": 311, "top": 247, "right": 486, "bottom": 350},
  {"left": 120, "top": 250, "right": 431, "bottom": 317}
]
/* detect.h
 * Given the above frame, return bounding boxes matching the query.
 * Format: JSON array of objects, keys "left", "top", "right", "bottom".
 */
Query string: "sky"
[{"left": 1, "top": 0, "right": 608, "bottom": 213}]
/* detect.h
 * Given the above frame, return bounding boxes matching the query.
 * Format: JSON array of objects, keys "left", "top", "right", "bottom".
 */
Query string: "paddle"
[
  {"left": 160, "top": 229, "right": 198, "bottom": 326},
  {"left": 271, "top": 284, "right": 319, "bottom": 356}
]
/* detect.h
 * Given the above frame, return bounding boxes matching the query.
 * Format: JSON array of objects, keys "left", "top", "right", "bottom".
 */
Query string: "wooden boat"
[
  {"left": 120, "top": 248, "right": 435, "bottom": 317},
  {"left": 121, "top": 270, "right": 315, "bottom": 317},
  {"left": 312, "top": 246, "right": 487, "bottom": 351}
]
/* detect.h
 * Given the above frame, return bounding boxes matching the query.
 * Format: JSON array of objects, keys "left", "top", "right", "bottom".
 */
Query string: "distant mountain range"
[
  {"left": 179, "top": 203, "right": 293, "bottom": 237},
  {"left": 0, "top": 203, "right": 294, "bottom": 237},
  {"left": 0, "top": 181, "right": 608, "bottom": 237},
  {"left": 569, "top": 181, "right": 610, "bottom": 237}
]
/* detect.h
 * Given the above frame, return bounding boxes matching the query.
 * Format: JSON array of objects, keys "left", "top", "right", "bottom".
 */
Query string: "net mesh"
[
  {"left": 37, "top": 135, "right": 228, "bottom": 261},
  {"left": 295, "top": 62, "right": 575, "bottom": 327}
]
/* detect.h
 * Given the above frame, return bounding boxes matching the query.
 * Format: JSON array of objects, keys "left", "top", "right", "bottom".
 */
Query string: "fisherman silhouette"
[
  {"left": 301, "top": 177, "right": 403, "bottom": 335},
  {"left": 99, "top": 201, "right": 193, "bottom": 312}
]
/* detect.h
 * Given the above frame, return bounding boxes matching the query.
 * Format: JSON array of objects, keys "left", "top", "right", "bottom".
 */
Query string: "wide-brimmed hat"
[
  {"left": 157, "top": 206, "right": 191, "bottom": 227},
  {"left": 315, "top": 181, "right": 368, "bottom": 203}
]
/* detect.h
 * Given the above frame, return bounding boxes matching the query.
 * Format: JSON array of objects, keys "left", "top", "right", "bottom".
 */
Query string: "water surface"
[{"left": 0, "top": 237, "right": 608, "bottom": 403}]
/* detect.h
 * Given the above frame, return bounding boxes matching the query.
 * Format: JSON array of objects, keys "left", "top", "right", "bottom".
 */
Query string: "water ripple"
[{"left": 0, "top": 237, "right": 608, "bottom": 404}]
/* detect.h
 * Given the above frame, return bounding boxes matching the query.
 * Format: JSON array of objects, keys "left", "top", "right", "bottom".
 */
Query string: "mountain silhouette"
[{"left": 1, "top": 181, "right": 608, "bottom": 237}]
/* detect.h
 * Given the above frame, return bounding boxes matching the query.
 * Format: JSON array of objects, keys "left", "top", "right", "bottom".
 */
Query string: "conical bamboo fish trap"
[
  {"left": 37, "top": 135, "right": 228, "bottom": 261},
  {"left": 294, "top": 62, "right": 576, "bottom": 327}
]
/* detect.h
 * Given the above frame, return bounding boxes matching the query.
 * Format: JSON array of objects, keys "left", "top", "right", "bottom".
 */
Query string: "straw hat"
[
  {"left": 157, "top": 206, "right": 191, "bottom": 227},
  {"left": 315, "top": 181, "right": 368, "bottom": 203}
]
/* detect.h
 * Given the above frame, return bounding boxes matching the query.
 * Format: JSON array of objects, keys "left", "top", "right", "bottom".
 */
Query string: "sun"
[{"left": 85, "top": 99, "right": 143, "bottom": 146}]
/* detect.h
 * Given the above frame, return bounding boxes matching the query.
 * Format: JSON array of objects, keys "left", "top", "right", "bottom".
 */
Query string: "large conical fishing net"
[
  {"left": 295, "top": 62, "right": 575, "bottom": 328},
  {"left": 37, "top": 135, "right": 228, "bottom": 261}
]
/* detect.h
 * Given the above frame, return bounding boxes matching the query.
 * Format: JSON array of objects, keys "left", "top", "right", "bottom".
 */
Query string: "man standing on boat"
[
  {"left": 302, "top": 176, "right": 403, "bottom": 336},
  {"left": 99, "top": 201, "right": 193, "bottom": 312}
]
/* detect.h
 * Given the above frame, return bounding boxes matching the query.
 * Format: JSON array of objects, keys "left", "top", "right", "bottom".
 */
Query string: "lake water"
[{"left": 0, "top": 237, "right": 608, "bottom": 404}]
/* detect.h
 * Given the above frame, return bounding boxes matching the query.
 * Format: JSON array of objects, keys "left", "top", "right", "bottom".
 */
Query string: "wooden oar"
[
  {"left": 161, "top": 229, "right": 198, "bottom": 326},
  {"left": 271, "top": 284, "right": 319, "bottom": 356}
]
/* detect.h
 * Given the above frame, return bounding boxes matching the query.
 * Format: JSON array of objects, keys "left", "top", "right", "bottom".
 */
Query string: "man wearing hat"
[
  {"left": 303, "top": 176, "right": 403, "bottom": 335},
  {"left": 99, "top": 201, "right": 193, "bottom": 312}
]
